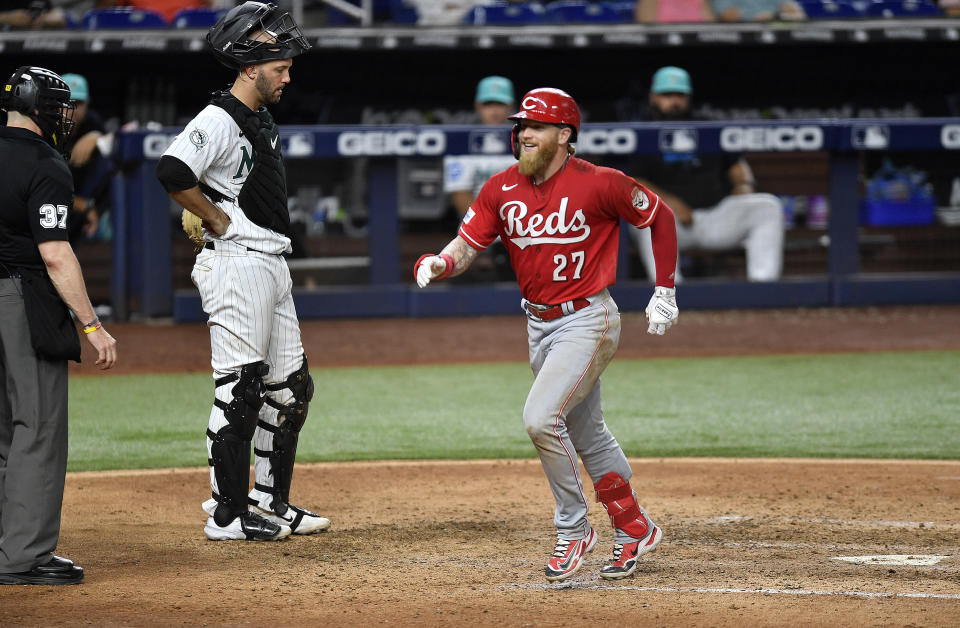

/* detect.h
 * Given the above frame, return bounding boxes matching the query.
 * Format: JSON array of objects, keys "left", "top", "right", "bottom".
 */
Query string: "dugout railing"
[{"left": 109, "top": 119, "right": 960, "bottom": 321}]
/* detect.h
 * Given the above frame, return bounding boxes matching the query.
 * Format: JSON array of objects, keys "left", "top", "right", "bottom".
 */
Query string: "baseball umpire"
[
  {"left": 416, "top": 88, "right": 679, "bottom": 581},
  {"left": 155, "top": 2, "right": 329, "bottom": 541},
  {"left": 0, "top": 66, "right": 117, "bottom": 585}
]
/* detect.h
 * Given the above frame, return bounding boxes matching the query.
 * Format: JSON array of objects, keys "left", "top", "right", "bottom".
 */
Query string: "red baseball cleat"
[
  {"left": 599, "top": 523, "right": 662, "bottom": 580},
  {"left": 544, "top": 527, "right": 597, "bottom": 582}
]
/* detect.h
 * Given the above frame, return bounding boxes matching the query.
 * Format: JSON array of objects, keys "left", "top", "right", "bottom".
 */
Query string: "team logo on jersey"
[
  {"left": 189, "top": 128, "right": 208, "bottom": 151},
  {"left": 499, "top": 196, "right": 590, "bottom": 250},
  {"left": 632, "top": 187, "right": 649, "bottom": 211},
  {"left": 234, "top": 145, "right": 255, "bottom": 180}
]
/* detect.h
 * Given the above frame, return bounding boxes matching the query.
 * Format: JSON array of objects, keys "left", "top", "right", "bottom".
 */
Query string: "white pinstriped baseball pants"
[{"left": 191, "top": 242, "right": 305, "bottom": 509}]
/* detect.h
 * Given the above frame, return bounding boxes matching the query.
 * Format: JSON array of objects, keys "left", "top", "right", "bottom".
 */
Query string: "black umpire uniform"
[{"left": 0, "top": 66, "right": 104, "bottom": 586}]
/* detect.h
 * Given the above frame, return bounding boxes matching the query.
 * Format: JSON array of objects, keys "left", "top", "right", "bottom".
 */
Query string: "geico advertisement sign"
[
  {"left": 337, "top": 130, "right": 446, "bottom": 156},
  {"left": 942, "top": 125, "right": 960, "bottom": 149},
  {"left": 576, "top": 129, "right": 637, "bottom": 154},
  {"left": 144, "top": 133, "right": 177, "bottom": 158},
  {"left": 720, "top": 126, "right": 824, "bottom": 151}
]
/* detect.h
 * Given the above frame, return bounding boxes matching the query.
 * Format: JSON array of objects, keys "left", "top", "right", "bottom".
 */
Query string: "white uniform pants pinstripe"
[{"left": 191, "top": 242, "right": 305, "bottom": 509}]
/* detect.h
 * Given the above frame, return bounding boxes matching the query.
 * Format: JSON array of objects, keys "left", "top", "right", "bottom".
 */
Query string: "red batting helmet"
[{"left": 508, "top": 87, "right": 580, "bottom": 158}]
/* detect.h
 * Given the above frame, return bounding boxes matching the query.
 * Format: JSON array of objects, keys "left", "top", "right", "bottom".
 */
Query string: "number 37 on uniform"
[{"left": 39, "top": 203, "right": 68, "bottom": 229}]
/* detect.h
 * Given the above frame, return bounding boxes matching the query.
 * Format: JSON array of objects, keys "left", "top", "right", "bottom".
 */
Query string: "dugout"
[{"left": 1, "top": 15, "right": 958, "bottom": 319}]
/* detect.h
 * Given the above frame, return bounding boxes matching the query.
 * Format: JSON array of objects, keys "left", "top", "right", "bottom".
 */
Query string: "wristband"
[
  {"left": 435, "top": 253, "right": 456, "bottom": 280},
  {"left": 82, "top": 318, "right": 102, "bottom": 334}
]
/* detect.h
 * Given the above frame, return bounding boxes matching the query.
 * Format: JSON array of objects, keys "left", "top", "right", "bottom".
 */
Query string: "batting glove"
[
  {"left": 414, "top": 253, "right": 455, "bottom": 288},
  {"left": 645, "top": 286, "right": 678, "bottom": 336}
]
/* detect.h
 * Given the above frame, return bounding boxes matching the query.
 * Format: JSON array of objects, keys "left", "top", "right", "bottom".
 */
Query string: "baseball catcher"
[{"left": 156, "top": 1, "right": 329, "bottom": 541}]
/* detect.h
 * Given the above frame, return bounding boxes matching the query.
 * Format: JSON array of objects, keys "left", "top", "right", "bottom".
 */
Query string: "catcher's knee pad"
[
  {"left": 215, "top": 361, "right": 270, "bottom": 438},
  {"left": 208, "top": 361, "right": 269, "bottom": 524},
  {"left": 256, "top": 356, "right": 313, "bottom": 509},
  {"left": 594, "top": 472, "right": 650, "bottom": 540}
]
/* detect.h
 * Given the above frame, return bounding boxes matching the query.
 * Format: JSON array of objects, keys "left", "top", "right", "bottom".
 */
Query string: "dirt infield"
[{"left": 5, "top": 305, "right": 959, "bottom": 626}]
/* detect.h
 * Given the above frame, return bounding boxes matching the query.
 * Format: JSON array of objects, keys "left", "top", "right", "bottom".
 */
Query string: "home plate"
[{"left": 831, "top": 555, "right": 950, "bottom": 566}]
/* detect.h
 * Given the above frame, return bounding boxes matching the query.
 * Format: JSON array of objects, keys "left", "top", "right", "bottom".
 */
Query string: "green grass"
[{"left": 67, "top": 350, "right": 960, "bottom": 471}]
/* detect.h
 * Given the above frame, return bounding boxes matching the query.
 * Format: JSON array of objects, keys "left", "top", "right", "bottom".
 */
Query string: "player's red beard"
[
  {"left": 517, "top": 139, "right": 559, "bottom": 176},
  {"left": 256, "top": 72, "right": 283, "bottom": 105}
]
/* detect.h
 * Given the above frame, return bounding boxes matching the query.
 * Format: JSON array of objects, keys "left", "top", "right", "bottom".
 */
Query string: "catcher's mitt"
[{"left": 181, "top": 209, "right": 205, "bottom": 252}]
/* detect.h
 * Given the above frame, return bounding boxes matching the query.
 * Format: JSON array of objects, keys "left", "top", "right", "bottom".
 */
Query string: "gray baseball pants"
[
  {"left": 523, "top": 289, "right": 634, "bottom": 543},
  {"left": 0, "top": 277, "right": 69, "bottom": 573}
]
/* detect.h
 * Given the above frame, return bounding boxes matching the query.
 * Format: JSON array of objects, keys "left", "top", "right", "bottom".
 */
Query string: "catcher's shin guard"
[
  {"left": 254, "top": 356, "right": 313, "bottom": 511},
  {"left": 594, "top": 472, "right": 650, "bottom": 540},
  {"left": 208, "top": 361, "right": 269, "bottom": 526}
]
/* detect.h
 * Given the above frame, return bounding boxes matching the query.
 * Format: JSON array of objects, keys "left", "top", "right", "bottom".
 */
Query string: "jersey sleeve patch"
[
  {"left": 188, "top": 128, "right": 209, "bottom": 151},
  {"left": 632, "top": 186, "right": 649, "bottom": 212}
]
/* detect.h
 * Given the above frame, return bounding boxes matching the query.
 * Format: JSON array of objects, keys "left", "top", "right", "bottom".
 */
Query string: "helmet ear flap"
[
  {"left": 511, "top": 123, "right": 521, "bottom": 160},
  {"left": 3, "top": 67, "right": 37, "bottom": 115}
]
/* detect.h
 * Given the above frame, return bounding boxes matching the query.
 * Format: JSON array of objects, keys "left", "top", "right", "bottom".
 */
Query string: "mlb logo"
[
  {"left": 285, "top": 132, "right": 316, "bottom": 157},
  {"left": 469, "top": 130, "right": 509, "bottom": 154},
  {"left": 852, "top": 125, "right": 890, "bottom": 150},
  {"left": 659, "top": 128, "right": 698, "bottom": 153}
]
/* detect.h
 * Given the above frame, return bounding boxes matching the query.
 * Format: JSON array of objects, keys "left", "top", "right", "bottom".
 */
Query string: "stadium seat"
[
  {"left": 171, "top": 8, "right": 226, "bottom": 29},
  {"left": 544, "top": 0, "right": 627, "bottom": 23},
  {"left": 389, "top": 0, "right": 419, "bottom": 24},
  {"left": 463, "top": 2, "right": 547, "bottom": 25},
  {"left": 80, "top": 8, "right": 167, "bottom": 29},
  {"left": 798, "top": 1, "right": 866, "bottom": 18},
  {"left": 605, "top": 1, "right": 637, "bottom": 21},
  {"left": 862, "top": 0, "right": 941, "bottom": 18}
]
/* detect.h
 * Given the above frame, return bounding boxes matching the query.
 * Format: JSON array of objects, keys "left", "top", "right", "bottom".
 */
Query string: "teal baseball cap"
[
  {"left": 62, "top": 73, "right": 89, "bottom": 102},
  {"left": 475, "top": 76, "right": 514, "bottom": 105},
  {"left": 651, "top": 66, "right": 692, "bottom": 95}
]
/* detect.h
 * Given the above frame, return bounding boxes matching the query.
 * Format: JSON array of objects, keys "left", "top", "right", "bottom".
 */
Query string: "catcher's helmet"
[
  {"left": 1, "top": 66, "right": 76, "bottom": 155},
  {"left": 206, "top": 1, "right": 311, "bottom": 71},
  {"left": 508, "top": 88, "right": 581, "bottom": 158}
]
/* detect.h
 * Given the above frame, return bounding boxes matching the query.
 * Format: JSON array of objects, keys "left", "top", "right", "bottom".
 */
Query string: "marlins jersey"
[
  {"left": 460, "top": 157, "right": 662, "bottom": 305},
  {"left": 162, "top": 105, "right": 291, "bottom": 255}
]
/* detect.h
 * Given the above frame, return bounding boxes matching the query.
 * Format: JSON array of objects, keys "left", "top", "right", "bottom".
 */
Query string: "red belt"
[{"left": 525, "top": 298, "right": 591, "bottom": 322}]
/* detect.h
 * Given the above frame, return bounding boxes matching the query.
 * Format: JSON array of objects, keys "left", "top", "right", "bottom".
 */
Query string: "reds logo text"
[{"left": 499, "top": 196, "right": 590, "bottom": 249}]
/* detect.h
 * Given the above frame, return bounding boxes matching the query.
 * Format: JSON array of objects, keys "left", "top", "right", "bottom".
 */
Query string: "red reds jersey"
[{"left": 459, "top": 157, "right": 663, "bottom": 304}]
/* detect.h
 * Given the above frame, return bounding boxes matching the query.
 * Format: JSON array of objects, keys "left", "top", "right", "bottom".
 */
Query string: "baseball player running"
[
  {"left": 155, "top": 2, "right": 329, "bottom": 541},
  {"left": 416, "top": 88, "right": 679, "bottom": 581}
]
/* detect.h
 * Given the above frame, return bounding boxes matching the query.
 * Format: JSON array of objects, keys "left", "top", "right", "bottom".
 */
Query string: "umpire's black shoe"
[
  {"left": 204, "top": 511, "right": 292, "bottom": 541},
  {"left": 0, "top": 556, "right": 84, "bottom": 585}
]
